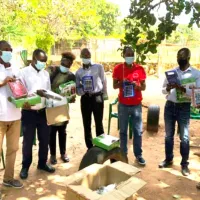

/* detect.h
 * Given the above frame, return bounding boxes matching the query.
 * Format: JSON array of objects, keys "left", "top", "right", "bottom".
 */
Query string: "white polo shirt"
[
  {"left": 0, "top": 64, "right": 21, "bottom": 121},
  {"left": 20, "top": 65, "right": 51, "bottom": 110}
]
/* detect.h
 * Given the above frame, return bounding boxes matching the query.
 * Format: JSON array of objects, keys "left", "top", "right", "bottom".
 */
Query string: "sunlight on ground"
[
  {"left": 48, "top": 175, "right": 68, "bottom": 186},
  {"left": 155, "top": 181, "right": 170, "bottom": 189},
  {"left": 161, "top": 155, "right": 200, "bottom": 182}
]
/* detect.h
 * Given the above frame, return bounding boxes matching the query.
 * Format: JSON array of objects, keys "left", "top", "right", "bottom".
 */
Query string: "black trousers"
[
  {"left": 81, "top": 93, "right": 104, "bottom": 149},
  {"left": 49, "top": 123, "right": 67, "bottom": 156},
  {"left": 21, "top": 109, "right": 50, "bottom": 169}
]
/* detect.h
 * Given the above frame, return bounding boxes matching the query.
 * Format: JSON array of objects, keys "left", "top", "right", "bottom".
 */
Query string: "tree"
[{"left": 123, "top": 0, "right": 200, "bottom": 63}]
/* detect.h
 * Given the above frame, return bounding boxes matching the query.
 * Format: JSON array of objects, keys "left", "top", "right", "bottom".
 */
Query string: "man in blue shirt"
[{"left": 76, "top": 48, "right": 107, "bottom": 149}]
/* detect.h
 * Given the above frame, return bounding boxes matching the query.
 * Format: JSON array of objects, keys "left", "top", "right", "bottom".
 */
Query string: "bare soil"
[{"left": 0, "top": 74, "right": 200, "bottom": 200}]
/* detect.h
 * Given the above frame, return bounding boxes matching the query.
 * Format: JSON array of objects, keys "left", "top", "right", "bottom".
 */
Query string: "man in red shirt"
[{"left": 112, "top": 46, "right": 146, "bottom": 165}]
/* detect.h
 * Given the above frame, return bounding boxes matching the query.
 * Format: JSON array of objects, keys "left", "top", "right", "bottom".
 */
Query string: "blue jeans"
[
  {"left": 164, "top": 101, "right": 190, "bottom": 167},
  {"left": 118, "top": 103, "right": 143, "bottom": 157}
]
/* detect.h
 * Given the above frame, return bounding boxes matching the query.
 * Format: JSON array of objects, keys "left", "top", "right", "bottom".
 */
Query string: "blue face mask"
[
  {"left": 0, "top": 51, "right": 12, "bottom": 63},
  {"left": 125, "top": 57, "right": 134, "bottom": 65},
  {"left": 82, "top": 58, "right": 91, "bottom": 65},
  {"left": 60, "top": 65, "right": 69, "bottom": 73},
  {"left": 35, "top": 60, "right": 46, "bottom": 70}
]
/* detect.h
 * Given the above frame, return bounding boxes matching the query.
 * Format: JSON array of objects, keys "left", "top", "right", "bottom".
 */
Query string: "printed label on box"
[
  {"left": 82, "top": 76, "right": 94, "bottom": 92},
  {"left": 123, "top": 81, "right": 135, "bottom": 98}
]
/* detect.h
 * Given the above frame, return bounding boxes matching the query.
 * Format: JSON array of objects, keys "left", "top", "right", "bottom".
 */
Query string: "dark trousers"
[
  {"left": 49, "top": 123, "right": 67, "bottom": 156},
  {"left": 81, "top": 93, "right": 104, "bottom": 149},
  {"left": 164, "top": 101, "right": 190, "bottom": 167},
  {"left": 21, "top": 109, "right": 50, "bottom": 169}
]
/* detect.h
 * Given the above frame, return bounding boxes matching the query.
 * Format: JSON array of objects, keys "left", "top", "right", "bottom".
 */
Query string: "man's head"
[
  {"left": 32, "top": 49, "right": 47, "bottom": 71},
  {"left": 80, "top": 48, "right": 91, "bottom": 65},
  {"left": 177, "top": 48, "right": 191, "bottom": 68},
  {"left": 0, "top": 40, "right": 13, "bottom": 64},
  {"left": 122, "top": 46, "right": 135, "bottom": 65}
]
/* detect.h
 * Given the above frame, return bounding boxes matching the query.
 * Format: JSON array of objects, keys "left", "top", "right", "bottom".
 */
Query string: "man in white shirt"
[
  {"left": 159, "top": 48, "right": 200, "bottom": 176},
  {"left": 0, "top": 40, "right": 23, "bottom": 195},
  {"left": 19, "top": 49, "right": 55, "bottom": 180}
]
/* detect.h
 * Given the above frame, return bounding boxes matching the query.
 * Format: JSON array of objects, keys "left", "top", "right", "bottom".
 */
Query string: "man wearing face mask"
[
  {"left": 112, "top": 46, "right": 146, "bottom": 166},
  {"left": 19, "top": 49, "right": 55, "bottom": 180},
  {"left": 159, "top": 48, "right": 200, "bottom": 176},
  {"left": 76, "top": 48, "right": 108, "bottom": 149},
  {"left": 0, "top": 40, "right": 23, "bottom": 196},
  {"left": 46, "top": 52, "right": 76, "bottom": 164}
]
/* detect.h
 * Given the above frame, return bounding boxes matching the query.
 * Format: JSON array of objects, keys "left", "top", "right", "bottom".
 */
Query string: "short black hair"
[
  {"left": 0, "top": 40, "right": 9, "bottom": 49},
  {"left": 62, "top": 51, "right": 76, "bottom": 61},
  {"left": 122, "top": 46, "right": 134, "bottom": 56},
  {"left": 177, "top": 48, "right": 191, "bottom": 59},
  {"left": 81, "top": 48, "right": 90, "bottom": 54},
  {"left": 32, "top": 48, "right": 47, "bottom": 59}
]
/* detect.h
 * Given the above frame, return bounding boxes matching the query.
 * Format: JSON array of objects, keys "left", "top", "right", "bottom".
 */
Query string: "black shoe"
[
  {"left": 136, "top": 156, "right": 146, "bottom": 166},
  {"left": 20, "top": 168, "right": 29, "bottom": 180},
  {"left": 181, "top": 166, "right": 190, "bottom": 176},
  {"left": 159, "top": 160, "right": 173, "bottom": 168},
  {"left": 37, "top": 164, "right": 55, "bottom": 173},
  {"left": 61, "top": 154, "right": 70, "bottom": 163},
  {"left": 50, "top": 155, "right": 57, "bottom": 165}
]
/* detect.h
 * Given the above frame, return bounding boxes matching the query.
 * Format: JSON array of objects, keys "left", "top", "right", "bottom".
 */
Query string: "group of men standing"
[{"left": 0, "top": 39, "right": 200, "bottom": 200}]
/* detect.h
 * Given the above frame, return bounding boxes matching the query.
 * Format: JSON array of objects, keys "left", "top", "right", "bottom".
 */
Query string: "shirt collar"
[
  {"left": 82, "top": 63, "right": 94, "bottom": 70},
  {"left": 176, "top": 66, "right": 192, "bottom": 73}
]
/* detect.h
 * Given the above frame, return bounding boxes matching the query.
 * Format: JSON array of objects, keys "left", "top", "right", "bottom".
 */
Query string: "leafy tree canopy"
[
  {"left": 0, "top": 0, "right": 120, "bottom": 53},
  {"left": 123, "top": 0, "right": 200, "bottom": 63}
]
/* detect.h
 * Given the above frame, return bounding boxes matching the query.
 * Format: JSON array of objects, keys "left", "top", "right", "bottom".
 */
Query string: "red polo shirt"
[{"left": 112, "top": 63, "right": 146, "bottom": 105}]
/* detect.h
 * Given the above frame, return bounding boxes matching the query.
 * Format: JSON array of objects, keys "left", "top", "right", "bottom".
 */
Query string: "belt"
[
  {"left": 167, "top": 101, "right": 191, "bottom": 106},
  {"left": 84, "top": 92, "right": 102, "bottom": 97},
  {"left": 23, "top": 108, "right": 46, "bottom": 113}
]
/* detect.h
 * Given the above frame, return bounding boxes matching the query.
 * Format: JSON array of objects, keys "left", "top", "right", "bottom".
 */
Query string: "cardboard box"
[
  {"left": 92, "top": 134, "right": 120, "bottom": 151},
  {"left": 66, "top": 161, "right": 146, "bottom": 200},
  {"left": 9, "top": 94, "right": 41, "bottom": 108},
  {"left": 46, "top": 104, "right": 70, "bottom": 125}
]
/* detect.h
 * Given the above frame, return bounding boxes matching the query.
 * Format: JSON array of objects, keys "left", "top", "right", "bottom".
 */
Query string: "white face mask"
[
  {"left": 0, "top": 51, "right": 12, "bottom": 63},
  {"left": 125, "top": 57, "right": 134, "bottom": 65},
  {"left": 82, "top": 58, "right": 91, "bottom": 65}
]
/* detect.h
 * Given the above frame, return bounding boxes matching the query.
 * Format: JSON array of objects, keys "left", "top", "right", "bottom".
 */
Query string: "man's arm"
[
  {"left": 99, "top": 65, "right": 108, "bottom": 96},
  {"left": 113, "top": 79, "right": 123, "bottom": 89},
  {"left": 75, "top": 71, "right": 84, "bottom": 96}
]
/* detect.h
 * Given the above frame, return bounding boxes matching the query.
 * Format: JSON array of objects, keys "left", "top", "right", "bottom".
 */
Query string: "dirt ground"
[{"left": 0, "top": 74, "right": 200, "bottom": 200}]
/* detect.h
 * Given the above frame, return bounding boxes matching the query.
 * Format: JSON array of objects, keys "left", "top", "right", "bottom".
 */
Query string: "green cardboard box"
[
  {"left": 57, "top": 81, "right": 76, "bottom": 98},
  {"left": 9, "top": 94, "right": 41, "bottom": 108},
  {"left": 92, "top": 134, "right": 120, "bottom": 151}
]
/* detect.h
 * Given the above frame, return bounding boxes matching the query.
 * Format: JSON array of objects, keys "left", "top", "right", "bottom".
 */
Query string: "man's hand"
[
  {"left": 166, "top": 83, "right": 186, "bottom": 93},
  {"left": 69, "top": 96, "right": 76, "bottom": 103},
  {"left": 113, "top": 79, "right": 123, "bottom": 89},
  {"left": 22, "top": 102, "right": 31, "bottom": 110},
  {"left": 36, "top": 89, "right": 47, "bottom": 97},
  {"left": 134, "top": 80, "right": 146, "bottom": 91},
  {"left": 0, "top": 76, "right": 16, "bottom": 87}
]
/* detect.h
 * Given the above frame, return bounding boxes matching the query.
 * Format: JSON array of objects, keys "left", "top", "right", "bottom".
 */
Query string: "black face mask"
[{"left": 178, "top": 59, "right": 188, "bottom": 67}]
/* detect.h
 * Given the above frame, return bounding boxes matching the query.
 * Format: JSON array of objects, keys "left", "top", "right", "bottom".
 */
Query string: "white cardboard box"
[{"left": 66, "top": 161, "right": 146, "bottom": 200}]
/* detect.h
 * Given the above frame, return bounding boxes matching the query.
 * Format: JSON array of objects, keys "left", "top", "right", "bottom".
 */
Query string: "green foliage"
[
  {"left": 123, "top": 0, "right": 200, "bottom": 64},
  {"left": 0, "top": 0, "right": 121, "bottom": 52}
]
